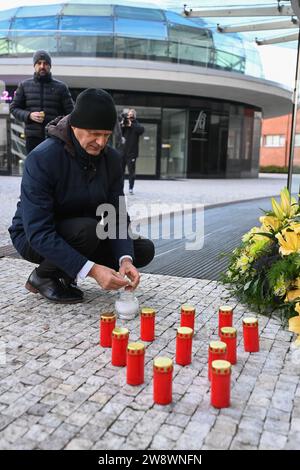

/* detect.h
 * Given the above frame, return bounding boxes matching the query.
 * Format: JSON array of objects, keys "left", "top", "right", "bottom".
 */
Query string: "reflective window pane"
[
  {"left": 0, "top": 39, "right": 9, "bottom": 55},
  {"left": 11, "top": 17, "right": 58, "bottom": 36},
  {"left": 17, "top": 5, "right": 60, "bottom": 17},
  {"left": 115, "top": 37, "right": 168, "bottom": 61},
  {"left": 60, "top": 16, "right": 113, "bottom": 35},
  {"left": 0, "top": 20, "right": 10, "bottom": 38},
  {"left": 169, "top": 24, "right": 211, "bottom": 47},
  {"left": 115, "top": 18, "right": 167, "bottom": 40},
  {"left": 115, "top": 6, "right": 164, "bottom": 21},
  {"left": 59, "top": 35, "right": 113, "bottom": 57},
  {"left": 0, "top": 8, "right": 18, "bottom": 21},
  {"left": 161, "top": 108, "right": 187, "bottom": 178},
  {"left": 62, "top": 4, "right": 113, "bottom": 16},
  {"left": 10, "top": 36, "right": 57, "bottom": 54},
  {"left": 165, "top": 11, "right": 207, "bottom": 28}
]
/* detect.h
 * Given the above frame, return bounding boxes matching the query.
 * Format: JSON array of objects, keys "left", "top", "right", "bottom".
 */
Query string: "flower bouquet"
[{"left": 222, "top": 188, "right": 300, "bottom": 344}]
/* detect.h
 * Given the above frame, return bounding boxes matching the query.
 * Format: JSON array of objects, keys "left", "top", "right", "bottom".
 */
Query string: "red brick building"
[{"left": 260, "top": 112, "right": 300, "bottom": 169}]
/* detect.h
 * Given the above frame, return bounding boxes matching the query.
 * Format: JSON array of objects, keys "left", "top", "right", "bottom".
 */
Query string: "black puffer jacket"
[
  {"left": 121, "top": 120, "right": 144, "bottom": 160},
  {"left": 10, "top": 73, "right": 74, "bottom": 138}
]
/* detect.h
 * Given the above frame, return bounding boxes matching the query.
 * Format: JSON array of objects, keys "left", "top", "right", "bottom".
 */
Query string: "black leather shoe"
[
  {"left": 25, "top": 269, "right": 83, "bottom": 304},
  {"left": 60, "top": 278, "right": 84, "bottom": 299}
]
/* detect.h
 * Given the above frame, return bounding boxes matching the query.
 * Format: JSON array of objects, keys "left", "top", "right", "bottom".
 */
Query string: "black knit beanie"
[
  {"left": 70, "top": 88, "right": 117, "bottom": 131},
  {"left": 33, "top": 50, "right": 52, "bottom": 66}
]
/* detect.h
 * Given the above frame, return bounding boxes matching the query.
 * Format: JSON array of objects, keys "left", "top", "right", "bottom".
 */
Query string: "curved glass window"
[
  {"left": 62, "top": 4, "right": 113, "bottom": 16},
  {"left": 115, "top": 6, "right": 165, "bottom": 21},
  {"left": 0, "top": 8, "right": 19, "bottom": 21},
  {"left": 115, "top": 18, "right": 168, "bottom": 40},
  {"left": 60, "top": 16, "right": 113, "bottom": 35},
  {"left": 0, "top": 20, "right": 10, "bottom": 38},
  {"left": 11, "top": 17, "right": 59, "bottom": 36},
  {"left": 0, "top": 2, "right": 264, "bottom": 78},
  {"left": 59, "top": 35, "right": 113, "bottom": 56},
  {"left": 169, "top": 24, "right": 212, "bottom": 46},
  {"left": 11, "top": 36, "right": 58, "bottom": 54},
  {"left": 165, "top": 10, "right": 206, "bottom": 28},
  {"left": 115, "top": 37, "right": 168, "bottom": 61},
  {"left": 16, "top": 5, "right": 61, "bottom": 17}
]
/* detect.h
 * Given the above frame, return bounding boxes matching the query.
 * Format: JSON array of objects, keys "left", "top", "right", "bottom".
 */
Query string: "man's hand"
[
  {"left": 119, "top": 258, "right": 140, "bottom": 290},
  {"left": 30, "top": 111, "right": 45, "bottom": 123},
  {"left": 88, "top": 264, "right": 130, "bottom": 290}
]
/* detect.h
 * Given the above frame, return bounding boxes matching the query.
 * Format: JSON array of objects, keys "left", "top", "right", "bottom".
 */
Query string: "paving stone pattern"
[{"left": 1, "top": 258, "right": 300, "bottom": 450}]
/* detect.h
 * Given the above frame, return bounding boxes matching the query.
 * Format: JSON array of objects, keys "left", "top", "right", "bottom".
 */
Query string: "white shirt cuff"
[
  {"left": 76, "top": 260, "right": 95, "bottom": 282},
  {"left": 119, "top": 255, "right": 133, "bottom": 266}
]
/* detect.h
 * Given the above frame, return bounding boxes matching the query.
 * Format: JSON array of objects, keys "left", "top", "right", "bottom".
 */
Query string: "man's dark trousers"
[
  {"left": 122, "top": 157, "right": 136, "bottom": 191},
  {"left": 25, "top": 136, "right": 45, "bottom": 154},
  {"left": 21, "top": 217, "right": 154, "bottom": 280}
]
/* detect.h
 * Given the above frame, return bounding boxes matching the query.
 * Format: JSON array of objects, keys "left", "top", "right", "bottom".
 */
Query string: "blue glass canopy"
[{"left": 0, "top": 2, "right": 263, "bottom": 78}]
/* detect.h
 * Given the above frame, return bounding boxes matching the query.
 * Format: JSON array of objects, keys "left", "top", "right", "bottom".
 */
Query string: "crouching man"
[{"left": 9, "top": 88, "right": 154, "bottom": 303}]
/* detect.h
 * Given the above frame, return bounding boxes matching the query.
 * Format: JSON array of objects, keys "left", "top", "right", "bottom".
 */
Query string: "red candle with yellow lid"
[
  {"left": 153, "top": 357, "right": 173, "bottom": 405},
  {"left": 220, "top": 326, "right": 237, "bottom": 365},
  {"left": 218, "top": 305, "right": 233, "bottom": 336},
  {"left": 243, "top": 317, "right": 259, "bottom": 352},
  {"left": 126, "top": 342, "right": 145, "bottom": 385},
  {"left": 111, "top": 327, "right": 129, "bottom": 367},
  {"left": 140, "top": 307, "right": 155, "bottom": 342},
  {"left": 100, "top": 312, "right": 116, "bottom": 348},
  {"left": 208, "top": 340, "right": 227, "bottom": 381},
  {"left": 211, "top": 359, "right": 231, "bottom": 408},
  {"left": 176, "top": 326, "right": 193, "bottom": 366},
  {"left": 180, "top": 304, "right": 196, "bottom": 330}
]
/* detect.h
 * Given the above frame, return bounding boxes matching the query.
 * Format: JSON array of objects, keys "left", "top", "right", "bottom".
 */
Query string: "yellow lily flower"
[
  {"left": 271, "top": 197, "right": 285, "bottom": 220},
  {"left": 280, "top": 187, "right": 292, "bottom": 215},
  {"left": 259, "top": 215, "right": 281, "bottom": 232},
  {"left": 295, "top": 278, "right": 300, "bottom": 290},
  {"left": 288, "top": 222, "right": 300, "bottom": 234},
  {"left": 289, "top": 316, "right": 300, "bottom": 335},
  {"left": 276, "top": 227, "right": 300, "bottom": 256},
  {"left": 285, "top": 289, "right": 300, "bottom": 302},
  {"left": 271, "top": 188, "right": 299, "bottom": 220},
  {"left": 289, "top": 304, "right": 300, "bottom": 347}
]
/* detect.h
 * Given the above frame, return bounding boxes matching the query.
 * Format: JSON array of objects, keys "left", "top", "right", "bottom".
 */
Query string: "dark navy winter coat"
[{"left": 9, "top": 115, "right": 134, "bottom": 279}]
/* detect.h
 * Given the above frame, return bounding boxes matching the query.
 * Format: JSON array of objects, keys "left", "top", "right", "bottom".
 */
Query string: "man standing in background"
[
  {"left": 10, "top": 49, "right": 74, "bottom": 154},
  {"left": 120, "top": 108, "right": 144, "bottom": 194}
]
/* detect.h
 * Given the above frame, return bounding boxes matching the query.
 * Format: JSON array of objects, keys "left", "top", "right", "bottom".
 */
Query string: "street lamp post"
[{"left": 287, "top": 25, "right": 300, "bottom": 194}]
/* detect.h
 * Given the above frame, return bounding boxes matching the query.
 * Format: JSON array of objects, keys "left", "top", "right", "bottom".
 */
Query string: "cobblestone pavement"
[{"left": 1, "top": 257, "right": 300, "bottom": 450}]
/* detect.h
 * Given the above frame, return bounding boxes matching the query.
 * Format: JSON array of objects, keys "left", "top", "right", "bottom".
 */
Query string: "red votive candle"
[
  {"left": 220, "top": 327, "right": 237, "bottom": 365},
  {"left": 211, "top": 359, "right": 231, "bottom": 408},
  {"left": 100, "top": 312, "right": 116, "bottom": 348},
  {"left": 208, "top": 340, "right": 227, "bottom": 381},
  {"left": 243, "top": 317, "right": 259, "bottom": 352},
  {"left": 176, "top": 326, "right": 193, "bottom": 366},
  {"left": 180, "top": 304, "right": 196, "bottom": 330},
  {"left": 140, "top": 307, "right": 156, "bottom": 342},
  {"left": 111, "top": 327, "right": 129, "bottom": 367},
  {"left": 153, "top": 357, "right": 173, "bottom": 405},
  {"left": 126, "top": 342, "right": 145, "bottom": 385},
  {"left": 218, "top": 305, "right": 233, "bottom": 336}
]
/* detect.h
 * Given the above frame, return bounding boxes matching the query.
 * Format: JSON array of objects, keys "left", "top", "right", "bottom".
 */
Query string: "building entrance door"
[
  {"left": 136, "top": 120, "right": 160, "bottom": 178},
  {"left": 0, "top": 116, "right": 11, "bottom": 175}
]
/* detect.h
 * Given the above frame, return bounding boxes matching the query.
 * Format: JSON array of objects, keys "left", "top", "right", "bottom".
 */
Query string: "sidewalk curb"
[{"left": 129, "top": 193, "right": 279, "bottom": 225}]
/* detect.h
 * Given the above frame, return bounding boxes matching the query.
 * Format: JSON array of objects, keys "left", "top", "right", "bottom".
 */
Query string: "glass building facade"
[
  {"left": 0, "top": 3, "right": 263, "bottom": 76},
  {"left": 0, "top": 3, "right": 267, "bottom": 178}
]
